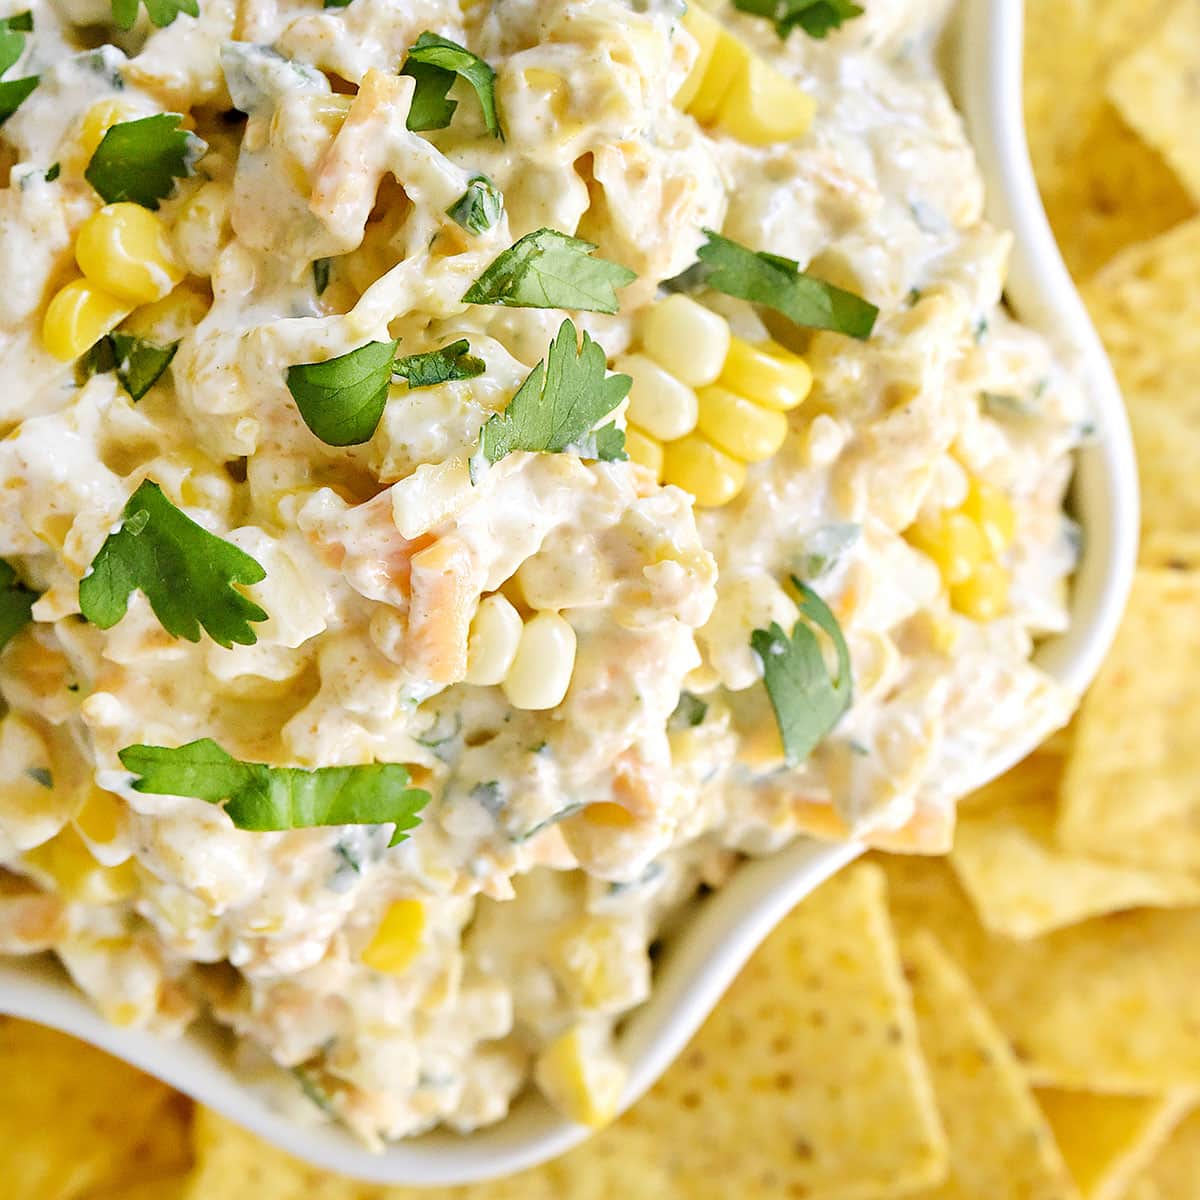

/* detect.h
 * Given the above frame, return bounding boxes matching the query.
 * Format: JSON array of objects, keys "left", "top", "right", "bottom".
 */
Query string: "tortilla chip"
[
  {"left": 901, "top": 933, "right": 1076, "bottom": 1200},
  {"left": 1057, "top": 569, "right": 1200, "bottom": 874},
  {"left": 1024, "top": 0, "right": 1195, "bottom": 279},
  {"left": 1139, "top": 532, "right": 1200, "bottom": 571},
  {"left": 1083, "top": 219, "right": 1200, "bottom": 540},
  {"left": 1108, "top": 0, "right": 1200, "bottom": 204},
  {"left": 881, "top": 856, "right": 1200, "bottom": 1092},
  {"left": 1125, "top": 1111, "right": 1200, "bottom": 1200},
  {"left": 950, "top": 750, "right": 1200, "bottom": 939},
  {"left": 1036, "top": 1089, "right": 1194, "bottom": 1200},
  {"left": 0, "top": 1017, "right": 192, "bottom": 1200}
]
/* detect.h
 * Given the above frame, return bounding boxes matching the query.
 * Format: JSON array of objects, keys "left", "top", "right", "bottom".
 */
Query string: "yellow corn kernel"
[
  {"left": 908, "top": 511, "right": 988, "bottom": 587},
  {"left": 465, "top": 593, "right": 523, "bottom": 687},
  {"left": 22, "top": 827, "right": 137, "bottom": 905},
  {"left": 73, "top": 786, "right": 126, "bottom": 848},
  {"left": 581, "top": 802, "right": 637, "bottom": 828},
  {"left": 553, "top": 917, "right": 636, "bottom": 1010},
  {"left": 951, "top": 561, "right": 1010, "bottom": 622},
  {"left": 697, "top": 385, "right": 789, "bottom": 463},
  {"left": 960, "top": 479, "right": 1016, "bottom": 557},
  {"left": 621, "top": 353, "right": 699, "bottom": 441},
  {"left": 121, "top": 279, "right": 211, "bottom": 341},
  {"left": 674, "top": 5, "right": 724, "bottom": 110},
  {"left": 172, "top": 180, "right": 233, "bottom": 277},
  {"left": 75, "top": 203, "right": 183, "bottom": 306},
  {"left": 73, "top": 99, "right": 141, "bottom": 169},
  {"left": 714, "top": 52, "right": 816, "bottom": 144},
  {"left": 360, "top": 899, "right": 426, "bottom": 975},
  {"left": 42, "top": 279, "right": 130, "bottom": 362},
  {"left": 720, "top": 338, "right": 812, "bottom": 411},
  {"left": 662, "top": 433, "right": 746, "bottom": 508},
  {"left": 686, "top": 17, "right": 751, "bottom": 125},
  {"left": 736, "top": 717, "right": 785, "bottom": 768},
  {"left": 640, "top": 294, "right": 731, "bottom": 388},
  {"left": 502, "top": 611, "right": 577, "bottom": 711},
  {"left": 535, "top": 1025, "right": 626, "bottom": 1128},
  {"left": 624, "top": 426, "right": 664, "bottom": 481}
]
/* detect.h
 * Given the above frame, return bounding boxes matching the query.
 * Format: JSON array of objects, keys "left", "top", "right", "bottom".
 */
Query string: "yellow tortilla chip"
[
  {"left": 1024, "top": 0, "right": 1194, "bottom": 279},
  {"left": 1036, "top": 1088, "right": 1194, "bottom": 1200},
  {"left": 1140, "top": 531, "right": 1200, "bottom": 570},
  {"left": 881, "top": 856, "right": 1200, "bottom": 1093},
  {"left": 182, "top": 865, "right": 948, "bottom": 1200},
  {"left": 1125, "top": 1111, "right": 1200, "bottom": 1200},
  {"left": 1057, "top": 569, "right": 1200, "bottom": 874},
  {"left": 901, "top": 933, "right": 1076, "bottom": 1200},
  {"left": 0, "top": 1017, "right": 192, "bottom": 1200},
  {"left": 950, "top": 750, "right": 1200, "bottom": 939},
  {"left": 1108, "top": 0, "right": 1200, "bottom": 204},
  {"left": 1083, "top": 220, "right": 1200, "bottom": 539}
]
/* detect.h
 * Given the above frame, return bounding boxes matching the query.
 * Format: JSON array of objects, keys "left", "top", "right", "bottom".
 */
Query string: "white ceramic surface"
[{"left": 0, "top": 0, "right": 1139, "bottom": 1185}]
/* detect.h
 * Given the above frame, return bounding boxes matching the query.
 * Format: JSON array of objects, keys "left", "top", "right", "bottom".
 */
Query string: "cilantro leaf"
[
  {"left": 751, "top": 579, "right": 852, "bottom": 765},
  {"left": 0, "top": 559, "right": 36, "bottom": 650},
  {"left": 84, "top": 333, "right": 178, "bottom": 401},
  {"left": 731, "top": 0, "right": 863, "bottom": 38},
  {"left": 0, "top": 11, "right": 32, "bottom": 76},
  {"left": 323, "top": 0, "right": 353, "bottom": 7},
  {"left": 400, "top": 32, "right": 501, "bottom": 138},
  {"left": 463, "top": 228, "right": 636, "bottom": 314},
  {"left": 286, "top": 339, "right": 398, "bottom": 446},
  {"left": 447, "top": 174, "right": 503, "bottom": 235},
  {"left": 693, "top": 229, "right": 877, "bottom": 339},
  {"left": 85, "top": 113, "right": 206, "bottom": 209},
  {"left": 111, "top": 0, "right": 198, "bottom": 29},
  {"left": 393, "top": 340, "right": 485, "bottom": 389},
  {"left": 0, "top": 74, "right": 36, "bottom": 126},
  {"left": 481, "top": 319, "right": 629, "bottom": 466},
  {"left": 80, "top": 480, "right": 268, "bottom": 647},
  {"left": 668, "top": 691, "right": 708, "bottom": 731},
  {"left": 312, "top": 257, "right": 331, "bottom": 295},
  {"left": 118, "top": 739, "right": 430, "bottom": 846}
]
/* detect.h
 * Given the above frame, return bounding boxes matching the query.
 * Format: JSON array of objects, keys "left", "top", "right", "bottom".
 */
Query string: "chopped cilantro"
[
  {"left": 480, "top": 319, "right": 629, "bottom": 466},
  {"left": 25, "top": 766, "right": 52, "bottom": 788},
  {"left": 80, "top": 480, "right": 268, "bottom": 647},
  {"left": 119, "top": 739, "right": 430, "bottom": 845},
  {"left": 463, "top": 228, "right": 635, "bottom": 314},
  {"left": 401, "top": 32, "right": 500, "bottom": 137},
  {"left": 447, "top": 174, "right": 503, "bottom": 235},
  {"left": 751, "top": 579, "right": 852, "bottom": 765},
  {"left": 286, "top": 339, "right": 399, "bottom": 447},
  {"left": 668, "top": 691, "right": 708, "bottom": 731},
  {"left": 85, "top": 113, "right": 206, "bottom": 209},
  {"left": 0, "top": 559, "right": 36, "bottom": 649},
  {"left": 732, "top": 0, "right": 863, "bottom": 38},
  {"left": 83, "top": 332, "right": 178, "bottom": 401},
  {"left": 393, "top": 340, "right": 485, "bottom": 389},
  {"left": 312, "top": 257, "right": 332, "bottom": 295},
  {"left": 111, "top": 0, "right": 198, "bottom": 29}
]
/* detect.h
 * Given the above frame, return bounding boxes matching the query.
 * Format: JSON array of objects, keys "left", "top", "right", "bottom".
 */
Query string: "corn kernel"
[
  {"left": 908, "top": 511, "right": 987, "bottom": 587},
  {"left": 360, "top": 899, "right": 426, "bottom": 975},
  {"left": 951, "top": 561, "right": 1010, "bottom": 622},
  {"left": 640, "top": 295, "right": 731, "bottom": 388},
  {"left": 465, "top": 593, "right": 523, "bottom": 687},
  {"left": 73, "top": 786, "right": 126, "bottom": 848},
  {"left": 720, "top": 338, "right": 812, "bottom": 411},
  {"left": 75, "top": 203, "right": 183, "bottom": 306},
  {"left": 686, "top": 16, "right": 751, "bottom": 125},
  {"left": 620, "top": 353, "right": 699, "bottom": 441},
  {"left": 960, "top": 479, "right": 1016, "bottom": 557},
  {"left": 42, "top": 279, "right": 130, "bottom": 362},
  {"left": 581, "top": 802, "right": 637, "bottom": 828},
  {"left": 502, "top": 612, "right": 577, "bottom": 711},
  {"left": 121, "top": 280, "right": 211, "bottom": 341},
  {"left": 662, "top": 433, "right": 746, "bottom": 508},
  {"left": 674, "top": 5, "right": 724, "bottom": 110},
  {"left": 624, "top": 426, "right": 664, "bottom": 480},
  {"left": 697, "top": 385, "right": 789, "bottom": 462},
  {"left": 172, "top": 180, "right": 232, "bottom": 277},
  {"left": 22, "top": 827, "right": 137, "bottom": 905},
  {"left": 535, "top": 1024, "right": 626, "bottom": 1128},
  {"left": 73, "top": 99, "right": 141, "bottom": 170},
  {"left": 714, "top": 53, "right": 816, "bottom": 144},
  {"left": 553, "top": 917, "right": 637, "bottom": 1010}
]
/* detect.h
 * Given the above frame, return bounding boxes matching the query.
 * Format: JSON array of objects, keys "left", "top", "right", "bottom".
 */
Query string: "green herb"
[
  {"left": 312, "top": 257, "right": 332, "bottom": 295},
  {"left": 25, "top": 766, "right": 52, "bottom": 788},
  {"left": 111, "top": 0, "right": 198, "bottom": 28},
  {"left": 84, "top": 333, "right": 178, "bottom": 401},
  {"left": 797, "top": 523, "right": 860, "bottom": 579},
  {"left": 44, "top": 162, "right": 60, "bottom": 181},
  {"left": 980, "top": 391, "right": 1037, "bottom": 420},
  {"left": 414, "top": 711, "right": 462, "bottom": 763},
  {"left": 695, "top": 230, "right": 877, "bottom": 339},
  {"left": 286, "top": 339, "right": 399, "bottom": 446},
  {"left": 393, "top": 340, "right": 484, "bottom": 389},
  {"left": 973, "top": 316, "right": 989, "bottom": 343},
  {"left": 332, "top": 840, "right": 362, "bottom": 874},
  {"left": 668, "top": 691, "right": 708, "bottom": 731},
  {"left": 85, "top": 113, "right": 206, "bottom": 209},
  {"left": 119, "top": 739, "right": 429, "bottom": 845},
  {"left": 731, "top": 0, "right": 862, "bottom": 38},
  {"left": 480, "top": 319, "right": 629, "bottom": 466},
  {"left": 0, "top": 75, "right": 36, "bottom": 127},
  {"left": 751, "top": 579, "right": 852, "bottom": 766},
  {"left": 0, "top": 559, "right": 36, "bottom": 650},
  {"left": 906, "top": 287, "right": 922, "bottom": 306},
  {"left": 292, "top": 1066, "right": 337, "bottom": 1115},
  {"left": 470, "top": 780, "right": 504, "bottom": 815},
  {"left": 513, "top": 801, "right": 584, "bottom": 843},
  {"left": 447, "top": 174, "right": 503, "bottom": 235},
  {"left": 463, "top": 228, "right": 636, "bottom": 314},
  {"left": 401, "top": 32, "right": 500, "bottom": 137},
  {"left": 0, "top": 11, "right": 32, "bottom": 76},
  {"left": 80, "top": 480, "right": 268, "bottom": 647}
]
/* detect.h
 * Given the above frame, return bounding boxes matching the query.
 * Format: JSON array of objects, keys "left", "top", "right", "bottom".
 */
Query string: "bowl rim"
[{"left": 0, "top": 0, "right": 1139, "bottom": 1185}]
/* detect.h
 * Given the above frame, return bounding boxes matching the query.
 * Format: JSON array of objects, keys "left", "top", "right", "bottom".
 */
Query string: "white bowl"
[{"left": 0, "top": 0, "right": 1138, "bottom": 1185}]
